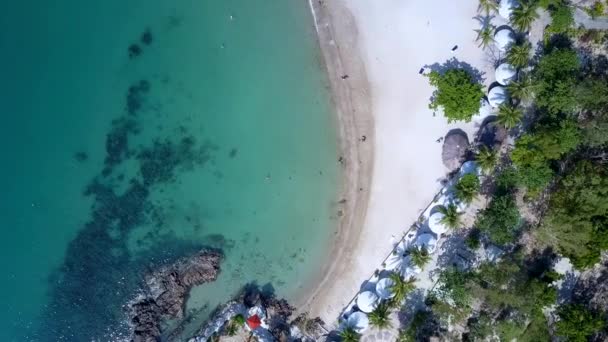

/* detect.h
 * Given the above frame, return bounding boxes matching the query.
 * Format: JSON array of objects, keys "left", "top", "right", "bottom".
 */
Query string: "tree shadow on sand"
[{"left": 424, "top": 57, "right": 486, "bottom": 84}]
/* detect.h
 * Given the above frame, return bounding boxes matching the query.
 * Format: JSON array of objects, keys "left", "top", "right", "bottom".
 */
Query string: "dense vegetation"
[
  {"left": 427, "top": 69, "right": 485, "bottom": 123},
  {"left": 409, "top": 1, "right": 608, "bottom": 340}
]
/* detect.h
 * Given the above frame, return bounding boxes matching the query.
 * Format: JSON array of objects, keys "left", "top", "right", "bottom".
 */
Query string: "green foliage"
[
  {"left": 233, "top": 314, "right": 245, "bottom": 325},
  {"left": 478, "top": 0, "right": 499, "bottom": 15},
  {"left": 508, "top": 74, "right": 536, "bottom": 101},
  {"left": 519, "top": 310, "right": 551, "bottom": 342},
  {"left": 555, "top": 304, "right": 605, "bottom": 341},
  {"left": 455, "top": 173, "right": 481, "bottom": 204},
  {"left": 475, "top": 25, "right": 495, "bottom": 49},
  {"left": 476, "top": 193, "right": 520, "bottom": 245},
  {"left": 339, "top": 327, "right": 361, "bottom": 342},
  {"left": 586, "top": 1, "right": 606, "bottom": 18},
  {"left": 511, "top": 1, "right": 540, "bottom": 32},
  {"left": 388, "top": 272, "right": 416, "bottom": 307},
  {"left": 475, "top": 145, "right": 498, "bottom": 173},
  {"left": 547, "top": 2, "right": 574, "bottom": 35},
  {"left": 507, "top": 42, "right": 532, "bottom": 68},
  {"left": 467, "top": 312, "right": 493, "bottom": 340},
  {"left": 532, "top": 48, "right": 580, "bottom": 116},
  {"left": 434, "top": 268, "right": 473, "bottom": 307},
  {"left": 368, "top": 302, "right": 392, "bottom": 330},
  {"left": 427, "top": 69, "right": 484, "bottom": 123},
  {"left": 495, "top": 167, "right": 519, "bottom": 193},
  {"left": 409, "top": 246, "right": 431, "bottom": 268},
  {"left": 398, "top": 311, "right": 431, "bottom": 342},
  {"left": 497, "top": 104, "right": 524, "bottom": 129},
  {"left": 577, "top": 78, "right": 608, "bottom": 112},
  {"left": 581, "top": 112, "right": 608, "bottom": 147},
  {"left": 540, "top": 161, "right": 608, "bottom": 269},
  {"left": 510, "top": 120, "right": 581, "bottom": 192},
  {"left": 465, "top": 228, "right": 482, "bottom": 250}
]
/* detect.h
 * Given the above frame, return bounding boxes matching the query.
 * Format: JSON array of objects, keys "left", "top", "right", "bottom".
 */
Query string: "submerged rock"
[{"left": 128, "top": 249, "right": 223, "bottom": 342}]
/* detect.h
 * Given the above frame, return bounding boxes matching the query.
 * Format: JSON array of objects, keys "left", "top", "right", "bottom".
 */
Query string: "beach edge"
[{"left": 293, "top": 0, "right": 374, "bottom": 323}]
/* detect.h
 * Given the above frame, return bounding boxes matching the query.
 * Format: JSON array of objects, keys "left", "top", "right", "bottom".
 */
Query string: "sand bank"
[{"left": 302, "top": 0, "right": 494, "bottom": 326}]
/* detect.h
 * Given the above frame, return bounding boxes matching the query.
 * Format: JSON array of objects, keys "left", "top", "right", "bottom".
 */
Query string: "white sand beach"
[{"left": 300, "top": 0, "right": 495, "bottom": 325}]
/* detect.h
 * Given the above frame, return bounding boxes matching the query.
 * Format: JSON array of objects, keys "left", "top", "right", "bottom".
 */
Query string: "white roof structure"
[
  {"left": 346, "top": 311, "right": 370, "bottom": 333},
  {"left": 375, "top": 277, "right": 396, "bottom": 300},
  {"left": 499, "top": 0, "right": 518, "bottom": 20},
  {"left": 488, "top": 86, "right": 508, "bottom": 107},
  {"left": 385, "top": 242, "right": 408, "bottom": 271},
  {"left": 402, "top": 261, "right": 423, "bottom": 277},
  {"left": 356, "top": 291, "right": 379, "bottom": 313},
  {"left": 415, "top": 233, "right": 438, "bottom": 253},
  {"left": 428, "top": 212, "right": 448, "bottom": 235},
  {"left": 495, "top": 63, "right": 517, "bottom": 85},
  {"left": 459, "top": 160, "right": 480, "bottom": 177},
  {"left": 494, "top": 28, "right": 515, "bottom": 51}
]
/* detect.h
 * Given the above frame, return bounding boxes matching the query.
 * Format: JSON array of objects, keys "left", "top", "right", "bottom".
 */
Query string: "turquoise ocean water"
[{"left": 0, "top": 1, "right": 339, "bottom": 340}]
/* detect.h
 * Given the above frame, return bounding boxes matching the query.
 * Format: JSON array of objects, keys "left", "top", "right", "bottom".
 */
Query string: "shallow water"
[{"left": 0, "top": 1, "right": 338, "bottom": 340}]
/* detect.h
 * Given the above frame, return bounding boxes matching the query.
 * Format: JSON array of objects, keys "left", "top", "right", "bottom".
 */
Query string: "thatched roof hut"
[{"left": 442, "top": 130, "right": 469, "bottom": 171}]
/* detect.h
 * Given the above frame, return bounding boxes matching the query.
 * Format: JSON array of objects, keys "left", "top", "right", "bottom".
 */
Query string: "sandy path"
[{"left": 301, "top": 0, "right": 494, "bottom": 326}]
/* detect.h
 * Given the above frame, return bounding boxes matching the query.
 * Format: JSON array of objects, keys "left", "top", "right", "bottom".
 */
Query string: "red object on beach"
[{"left": 247, "top": 314, "right": 261, "bottom": 329}]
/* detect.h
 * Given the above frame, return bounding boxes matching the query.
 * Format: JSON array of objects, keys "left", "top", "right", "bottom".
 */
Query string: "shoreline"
[
  {"left": 293, "top": 0, "right": 374, "bottom": 323},
  {"left": 298, "top": 0, "right": 493, "bottom": 326}
]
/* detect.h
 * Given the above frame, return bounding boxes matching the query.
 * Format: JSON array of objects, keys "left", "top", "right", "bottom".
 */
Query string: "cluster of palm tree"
[
  {"left": 438, "top": 203, "right": 463, "bottom": 229},
  {"left": 339, "top": 327, "right": 361, "bottom": 342},
  {"left": 363, "top": 272, "right": 417, "bottom": 333},
  {"left": 476, "top": 145, "right": 499, "bottom": 173},
  {"left": 507, "top": 73, "right": 535, "bottom": 102},
  {"left": 478, "top": 0, "right": 498, "bottom": 15},
  {"left": 497, "top": 103, "right": 524, "bottom": 129},
  {"left": 409, "top": 246, "right": 432, "bottom": 268},
  {"left": 506, "top": 41, "right": 532, "bottom": 68},
  {"left": 511, "top": 1, "right": 540, "bottom": 32},
  {"left": 475, "top": 25, "right": 495, "bottom": 49}
]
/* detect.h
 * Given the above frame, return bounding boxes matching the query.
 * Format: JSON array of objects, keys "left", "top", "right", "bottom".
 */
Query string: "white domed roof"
[
  {"left": 346, "top": 311, "right": 369, "bottom": 332},
  {"left": 499, "top": 0, "right": 518, "bottom": 20},
  {"left": 494, "top": 28, "right": 515, "bottom": 51},
  {"left": 428, "top": 212, "right": 448, "bottom": 235},
  {"left": 488, "top": 86, "right": 508, "bottom": 107},
  {"left": 356, "top": 291, "right": 379, "bottom": 313},
  {"left": 495, "top": 63, "right": 517, "bottom": 85}
]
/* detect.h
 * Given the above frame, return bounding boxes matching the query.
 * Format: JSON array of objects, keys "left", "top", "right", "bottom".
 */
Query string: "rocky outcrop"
[{"left": 128, "top": 249, "right": 222, "bottom": 342}]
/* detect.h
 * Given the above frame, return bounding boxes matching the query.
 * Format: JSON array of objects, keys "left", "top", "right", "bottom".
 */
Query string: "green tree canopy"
[
  {"left": 539, "top": 161, "right": 608, "bottom": 269},
  {"left": 427, "top": 69, "right": 484, "bottom": 123},
  {"left": 532, "top": 48, "right": 580, "bottom": 116},
  {"left": 497, "top": 104, "right": 524, "bottom": 129},
  {"left": 476, "top": 193, "right": 521, "bottom": 245},
  {"left": 555, "top": 304, "right": 605, "bottom": 341},
  {"left": 454, "top": 173, "right": 481, "bottom": 204},
  {"left": 476, "top": 145, "right": 498, "bottom": 173}
]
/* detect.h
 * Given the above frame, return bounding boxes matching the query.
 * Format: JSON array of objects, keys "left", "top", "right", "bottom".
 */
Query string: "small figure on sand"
[
  {"left": 341, "top": 74, "right": 349, "bottom": 80},
  {"left": 361, "top": 135, "right": 367, "bottom": 142},
  {"left": 451, "top": 45, "right": 458, "bottom": 52},
  {"left": 419, "top": 67, "right": 425, "bottom": 75}
]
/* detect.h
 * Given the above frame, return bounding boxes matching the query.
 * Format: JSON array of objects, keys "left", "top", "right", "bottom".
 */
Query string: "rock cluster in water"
[{"left": 128, "top": 249, "right": 223, "bottom": 342}]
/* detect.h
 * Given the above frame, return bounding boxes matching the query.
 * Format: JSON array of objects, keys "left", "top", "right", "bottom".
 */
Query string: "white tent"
[
  {"left": 428, "top": 212, "right": 448, "bottom": 235},
  {"left": 459, "top": 160, "right": 480, "bottom": 177},
  {"left": 356, "top": 291, "right": 379, "bottom": 313},
  {"left": 415, "top": 233, "right": 438, "bottom": 253},
  {"left": 402, "top": 260, "right": 423, "bottom": 277},
  {"left": 346, "top": 311, "right": 370, "bottom": 333},
  {"left": 494, "top": 28, "right": 515, "bottom": 51},
  {"left": 385, "top": 241, "right": 408, "bottom": 271},
  {"left": 499, "top": 0, "right": 518, "bottom": 20},
  {"left": 495, "top": 63, "right": 517, "bottom": 85},
  {"left": 375, "top": 277, "right": 396, "bottom": 300},
  {"left": 488, "top": 86, "right": 508, "bottom": 107}
]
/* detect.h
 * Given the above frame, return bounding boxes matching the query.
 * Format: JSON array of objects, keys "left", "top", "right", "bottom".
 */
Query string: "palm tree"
[
  {"left": 510, "top": 2, "right": 539, "bottom": 32},
  {"left": 478, "top": 0, "right": 499, "bottom": 15},
  {"left": 506, "top": 42, "right": 531, "bottom": 68},
  {"left": 339, "top": 327, "right": 361, "bottom": 342},
  {"left": 475, "top": 25, "right": 495, "bottom": 49},
  {"left": 388, "top": 272, "right": 416, "bottom": 307},
  {"left": 438, "top": 203, "right": 463, "bottom": 229},
  {"left": 368, "top": 303, "right": 393, "bottom": 330},
  {"left": 497, "top": 104, "right": 523, "bottom": 129},
  {"left": 409, "top": 246, "right": 431, "bottom": 268},
  {"left": 454, "top": 174, "right": 481, "bottom": 204},
  {"left": 507, "top": 74, "right": 535, "bottom": 101},
  {"left": 475, "top": 145, "right": 498, "bottom": 173}
]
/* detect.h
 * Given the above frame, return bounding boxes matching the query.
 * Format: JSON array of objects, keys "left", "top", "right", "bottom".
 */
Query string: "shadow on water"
[{"left": 34, "top": 72, "right": 220, "bottom": 340}]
